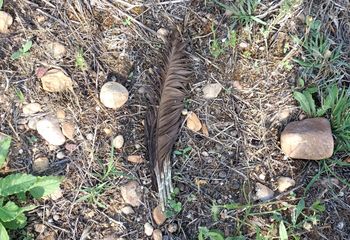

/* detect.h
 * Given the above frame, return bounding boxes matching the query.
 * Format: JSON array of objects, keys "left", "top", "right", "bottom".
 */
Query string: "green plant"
[
  {"left": 165, "top": 187, "right": 182, "bottom": 218},
  {"left": 174, "top": 146, "right": 192, "bottom": 159},
  {"left": 0, "top": 135, "right": 11, "bottom": 167},
  {"left": 77, "top": 182, "right": 108, "bottom": 209},
  {"left": 75, "top": 48, "right": 87, "bottom": 71},
  {"left": 15, "top": 88, "right": 25, "bottom": 103},
  {"left": 122, "top": 16, "right": 132, "bottom": 26},
  {"left": 293, "top": 18, "right": 343, "bottom": 79},
  {"left": 293, "top": 84, "right": 350, "bottom": 152},
  {"left": 198, "top": 227, "right": 235, "bottom": 240},
  {"left": 209, "top": 25, "right": 238, "bottom": 58},
  {"left": 209, "top": 198, "right": 325, "bottom": 239},
  {"left": 0, "top": 0, "right": 3, "bottom": 9},
  {"left": 213, "top": 0, "right": 266, "bottom": 26},
  {"left": 11, "top": 40, "right": 32, "bottom": 60},
  {"left": 0, "top": 137, "right": 62, "bottom": 240}
]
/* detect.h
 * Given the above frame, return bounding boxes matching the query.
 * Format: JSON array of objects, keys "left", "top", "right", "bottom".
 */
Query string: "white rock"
[
  {"left": 28, "top": 118, "right": 38, "bottom": 130},
  {"left": 0, "top": 11, "right": 13, "bottom": 33},
  {"left": 167, "top": 223, "right": 178, "bottom": 233},
  {"left": 144, "top": 222, "right": 154, "bottom": 236},
  {"left": 120, "top": 206, "right": 134, "bottom": 215},
  {"left": 23, "top": 103, "right": 42, "bottom": 115},
  {"left": 255, "top": 183, "right": 274, "bottom": 201},
  {"left": 36, "top": 118, "right": 66, "bottom": 145},
  {"left": 277, "top": 177, "right": 295, "bottom": 192},
  {"left": 203, "top": 83, "right": 222, "bottom": 99},
  {"left": 56, "top": 151, "right": 65, "bottom": 159},
  {"left": 157, "top": 28, "right": 169, "bottom": 39},
  {"left": 33, "top": 157, "right": 49, "bottom": 172},
  {"left": 100, "top": 82, "right": 129, "bottom": 109},
  {"left": 112, "top": 135, "right": 124, "bottom": 149},
  {"left": 46, "top": 42, "right": 66, "bottom": 59},
  {"left": 41, "top": 69, "right": 73, "bottom": 92}
]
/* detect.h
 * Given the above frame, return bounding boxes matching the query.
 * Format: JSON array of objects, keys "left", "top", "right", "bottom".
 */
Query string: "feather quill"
[{"left": 145, "top": 31, "right": 191, "bottom": 209}]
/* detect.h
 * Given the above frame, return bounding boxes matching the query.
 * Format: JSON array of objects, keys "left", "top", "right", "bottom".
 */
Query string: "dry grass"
[{"left": 0, "top": 0, "right": 349, "bottom": 239}]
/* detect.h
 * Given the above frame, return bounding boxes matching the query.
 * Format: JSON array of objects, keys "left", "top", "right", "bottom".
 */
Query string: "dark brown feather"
[{"left": 145, "top": 31, "right": 191, "bottom": 209}]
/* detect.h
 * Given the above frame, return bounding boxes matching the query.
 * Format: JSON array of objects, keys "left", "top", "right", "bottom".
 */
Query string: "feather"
[{"left": 145, "top": 31, "right": 191, "bottom": 209}]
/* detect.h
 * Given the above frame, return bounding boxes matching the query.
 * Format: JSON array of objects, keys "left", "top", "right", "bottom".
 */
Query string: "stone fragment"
[
  {"left": 281, "top": 118, "right": 334, "bottom": 160},
  {"left": 277, "top": 177, "right": 295, "bottom": 192},
  {"left": 152, "top": 205, "right": 166, "bottom": 225},
  {"left": 203, "top": 83, "right": 222, "bottom": 99},
  {"left": 41, "top": 69, "right": 73, "bottom": 92},
  {"left": 120, "top": 181, "right": 142, "bottom": 207},
  {"left": 36, "top": 118, "right": 65, "bottom": 145},
  {"left": 255, "top": 183, "right": 274, "bottom": 201},
  {"left": 100, "top": 82, "right": 129, "bottom": 109},
  {"left": 186, "top": 112, "right": 202, "bottom": 132}
]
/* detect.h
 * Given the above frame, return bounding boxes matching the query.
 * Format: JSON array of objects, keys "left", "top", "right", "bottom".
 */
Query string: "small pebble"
[
  {"left": 202, "top": 83, "right": 222, "bottom": 99},
  {"left": 153, "top": 205, "right": 166, "bottom": 225},
  {"left": 337, "top": 221, "right": 344, "bottom": 230},
  {"left": 144, "top": 222, "right": 154, "bottom": 236},
  {"left": 277, "top": 177, "right": 295, "bottom": 192},
  {"left": 34, "top": 224, "right": 46, "bottom": 233},
  {"left": 28, "top": 118, "right": 38, "bottom": 130},
  {"left": 120, "top": 206, "right": 134, "bottom": 215},
  {"left": 86, "top": 133, "right": 94, "bottom": 141},
  {"left": 152, "top": 229, "right": 163, "bottom": 240},
  {"left": 33, "top": 157, "right": 49, "bottom": 172},
  {"left": 127, "top": 155, "right": 144, "bottom": 164},
  {"left": 181, "top": 109, "right": 188, "bottom": 116},
  {"left": 112, "top": 135, "right": 124, "bottom": 149},
  {"left": 56, "top": 151, "right": 65, "bottom": 159},
  {"left": 255, "top": 183, "right": 274, "bottom": 201},
  {"left": 167, "top": 223, "right": 178, "bottom": 233},
  {"left": 135, "top": 144, "right": 141, "bottom": 149},
  {"left": 201, "top": 151, "right": 209, "bottom": 157},
  {"left": 120, "top": 181, "right": 142, "bottom": 207},
  {"left": 23, "top": 103, "right": 42, "bottom": 115}
]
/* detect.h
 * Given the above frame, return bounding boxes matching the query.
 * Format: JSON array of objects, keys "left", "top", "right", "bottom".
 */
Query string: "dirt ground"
[{"left": 0, "top": 0, "right": 349, "bottom": 239}]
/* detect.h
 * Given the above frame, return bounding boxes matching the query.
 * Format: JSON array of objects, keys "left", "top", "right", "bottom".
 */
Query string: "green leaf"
[
  {"left": 0, "top": 0, "right": 3, "bottom": 10},
  {"left": 311, "top": 200, "right": 325, "bottom": 212},
  {"left": 211, "top": 204, "right": 220, "bottom": 221},
  {"left": 0, "top": 135, "right": 11, "bottom": 168},
  {"left": 293, "top": 91, "right": 312, "bottom": 116},
  {"left": 10, "top": 51, "right": 22, "bottom": 60},
  {"left": 21, "top": 40, "right": 32, "bottom": 53},
  {"left": 0, "top": 174, "right": 37, "bottom": 197},
  {"left": 279, "top": 221, "right": 288, "bottom": 240},
  {"left": 206, "top": 230, "right": 225, "bottom": 240},
  {"left": 292, "top": 199, "right": 305, "bottom": 225},
  {"left": 0, "top": 222, "right": 9, "bottom": 240},
  {"left": 0, "top": 201, "right": 21, "bottom": 222},
  {"left": 29, "top": 176, "right": 62, "bottom": 199},
  {"left": 2, "top": 212, "right": 27, "bottom": 230},
  {"left": 173, "top": 150, "right": 182, "bottom": 155}
]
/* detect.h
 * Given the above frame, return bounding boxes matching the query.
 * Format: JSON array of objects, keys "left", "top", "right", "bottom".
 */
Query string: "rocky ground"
[{"left": 0, "top": 0, "right": 349, "bottom": 239}]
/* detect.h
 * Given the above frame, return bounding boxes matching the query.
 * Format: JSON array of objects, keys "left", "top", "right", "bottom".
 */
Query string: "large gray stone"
[{"left": 281, "top": 118, "right": 334, "bottom": 160}]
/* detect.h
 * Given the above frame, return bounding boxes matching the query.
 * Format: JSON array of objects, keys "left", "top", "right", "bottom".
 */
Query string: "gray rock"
[{"left": 281, "top": 118, "right": 334, "bottom": 160}]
